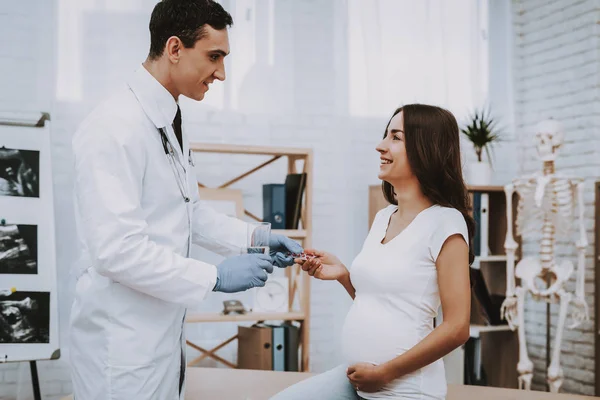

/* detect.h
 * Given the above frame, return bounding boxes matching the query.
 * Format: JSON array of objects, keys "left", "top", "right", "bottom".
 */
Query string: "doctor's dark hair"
[
  {"left": 381, "top": 104, "right": 475, "bottom": 266},
  {"left": 148, "top": 0, "right": 233, "bottom": 60}
]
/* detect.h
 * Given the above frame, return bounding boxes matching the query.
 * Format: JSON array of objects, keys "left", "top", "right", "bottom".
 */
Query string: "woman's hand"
[
  {"left": 294, "top": 249, "right": 347, "bottom": 281},
  {"left": 347, "top": 362, "right": 391, "bottom": 393}
]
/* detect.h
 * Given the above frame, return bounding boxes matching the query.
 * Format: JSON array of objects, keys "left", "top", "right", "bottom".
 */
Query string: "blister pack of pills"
[{"left": 287, "top": 252, "right": 317, "bottom": 261}]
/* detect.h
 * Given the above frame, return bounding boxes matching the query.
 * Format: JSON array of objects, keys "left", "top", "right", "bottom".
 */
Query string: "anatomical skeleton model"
[{"left": 500, "top": 119, "right": 589, "bottom": 393}]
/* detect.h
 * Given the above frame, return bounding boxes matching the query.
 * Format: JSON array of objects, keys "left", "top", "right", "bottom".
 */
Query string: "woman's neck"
[{"left": 391, "top": 179, "right": 432, "bottom": 217}]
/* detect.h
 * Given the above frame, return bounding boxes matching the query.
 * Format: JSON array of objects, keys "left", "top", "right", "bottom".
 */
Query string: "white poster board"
[{"left": 0, "top": 111, "right": 60, "bottom": 363}]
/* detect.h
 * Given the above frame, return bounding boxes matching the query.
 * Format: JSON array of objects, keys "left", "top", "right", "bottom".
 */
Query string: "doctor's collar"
[{"left": 127, "top": 65, "right": 179, "bottom": 129}]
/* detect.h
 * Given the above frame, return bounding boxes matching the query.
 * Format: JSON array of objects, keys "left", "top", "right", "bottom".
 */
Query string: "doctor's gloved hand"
[
  {"left": 212, "top": 254, "right": 274, "bottom": 293},
  {"left": 269, "top": 234, "right": 303, "bottom": 268}
]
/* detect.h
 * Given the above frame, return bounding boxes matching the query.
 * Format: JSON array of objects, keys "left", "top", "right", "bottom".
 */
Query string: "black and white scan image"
[
  {"left": 0, "top": 147, "right": 40, "bottom": 198},
  {"left": 0, "top": 224, "right": 37, "bottom": 274},
  {"left": 0, "top": 291, "right": 50, "bottom": 343}
]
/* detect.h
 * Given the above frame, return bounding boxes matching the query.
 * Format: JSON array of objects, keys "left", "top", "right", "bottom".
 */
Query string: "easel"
[
  {"left": 0, "top": 356, "right": 42, "bottom": 400},
  {"left": 0, "top": 111, "right": 55, "bottom": 400},
  {"left": 30, "top": 361, "right": 42, "bottom": 400}
]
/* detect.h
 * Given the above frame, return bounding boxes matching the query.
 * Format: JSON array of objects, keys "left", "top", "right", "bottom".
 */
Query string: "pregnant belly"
[{"left": 341, "top": 299, "right": 419, "bottom": 365}]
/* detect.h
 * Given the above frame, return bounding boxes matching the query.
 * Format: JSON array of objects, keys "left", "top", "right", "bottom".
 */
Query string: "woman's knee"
[{"left": 269, "top": 365, "right": 358, "bottom": 400}]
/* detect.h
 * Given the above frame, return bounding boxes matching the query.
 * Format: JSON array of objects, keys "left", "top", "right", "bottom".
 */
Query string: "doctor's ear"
[{"left": 165, "top": 36, "right": 183, "bottom": 63}]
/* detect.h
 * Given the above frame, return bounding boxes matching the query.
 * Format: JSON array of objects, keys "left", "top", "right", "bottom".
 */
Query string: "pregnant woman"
[{"left": 271, "top": 104, "right": 474, "bottom": 400}]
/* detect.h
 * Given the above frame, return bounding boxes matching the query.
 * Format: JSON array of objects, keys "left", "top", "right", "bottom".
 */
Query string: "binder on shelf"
[
  {"left": 263, "top": 184, "right": 286, "bottom": 229},
  {"left": 271, "top": 325, "right": 285, "bottom": 371},
  {"left": 479, "top": 193, "right": 489, "bottom": 257},
  {"left": 473, "top": 192, "right": 481, "bottom": 256},
  {"left": 237, "top": 325, "right": 272, "bottom": 370},
  {"left": 285, "top": 173, "right": 307, "bottom": 229},
  {"left": 282, "top": 322, "right": 299, "bottom": 372}
]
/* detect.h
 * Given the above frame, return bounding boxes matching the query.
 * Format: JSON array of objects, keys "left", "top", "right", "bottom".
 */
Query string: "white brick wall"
[
  {"left": 0, "top": 0, "right": 55, "bottom": 113},
  {"left": 512, "top": 0, "right": 600, "bottom": 395}
]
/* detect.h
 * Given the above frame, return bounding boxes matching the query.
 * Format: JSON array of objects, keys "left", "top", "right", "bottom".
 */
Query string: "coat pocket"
[{"left": 109, "top": 363, "right": 160, "bottom": 399}]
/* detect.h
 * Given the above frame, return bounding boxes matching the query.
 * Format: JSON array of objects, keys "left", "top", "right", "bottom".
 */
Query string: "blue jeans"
[{"left": 269, "top": 364, "right": 366, "bottom": 400}]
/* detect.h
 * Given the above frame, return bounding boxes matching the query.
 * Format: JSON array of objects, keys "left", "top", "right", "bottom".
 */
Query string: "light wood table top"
[
  {"left": 62, "top": 367, "right": 600, "bottom": 400},
  {"left": 185, "top": 367, "right": 599, "bottom": 400}
]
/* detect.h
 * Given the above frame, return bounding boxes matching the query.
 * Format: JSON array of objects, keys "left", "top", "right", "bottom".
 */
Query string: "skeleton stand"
[{"left": 500, "top": 120, "right": 589, "bottom": 392}]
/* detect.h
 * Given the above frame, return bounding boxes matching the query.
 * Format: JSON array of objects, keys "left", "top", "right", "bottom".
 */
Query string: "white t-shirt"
[{"left": 341, "top": 204, "right": 469, "bottom": 400}]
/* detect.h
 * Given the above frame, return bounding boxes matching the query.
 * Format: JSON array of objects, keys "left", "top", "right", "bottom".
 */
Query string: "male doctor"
[{"left": 69, "top": 1, "right": 303, "bottom": 399}]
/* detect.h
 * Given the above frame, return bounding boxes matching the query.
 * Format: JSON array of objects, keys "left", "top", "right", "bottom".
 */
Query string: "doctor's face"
[{"left": 173, "top": 25, "right": 230, "bottom": 101}]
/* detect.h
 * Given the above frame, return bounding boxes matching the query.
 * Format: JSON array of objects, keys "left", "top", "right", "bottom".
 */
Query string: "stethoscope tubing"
[{"left": 158, "top": 127, "right": 190, "bottom": 203}]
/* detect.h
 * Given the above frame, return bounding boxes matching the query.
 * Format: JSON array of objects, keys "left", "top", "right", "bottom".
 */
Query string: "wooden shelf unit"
[
  {"left": 467, "top": 185, "right": 520, "bottom": 389},
  {"left": 469, "top": 324, "right": 513, "bottom": 337},
  {"left": 475, "top": 255, "right": 508, "bottom": 263},
  {"left": 467, "top": 185, "right": 521, "bottom": 323},
  {"left": 187, "top": 143, "right": 313, "bottom": 372},
  {"left": 186, "top": 311, "right": 306, "bottom": 324}
]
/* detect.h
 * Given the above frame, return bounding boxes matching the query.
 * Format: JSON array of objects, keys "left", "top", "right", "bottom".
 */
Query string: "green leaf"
[{"left": 460, "top": 107, "right": 502, "bottom": 162}]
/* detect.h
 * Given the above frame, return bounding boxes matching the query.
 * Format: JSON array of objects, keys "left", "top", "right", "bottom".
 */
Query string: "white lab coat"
[{"left": 69, "top": 66, "right": 248, "bottom": 400}]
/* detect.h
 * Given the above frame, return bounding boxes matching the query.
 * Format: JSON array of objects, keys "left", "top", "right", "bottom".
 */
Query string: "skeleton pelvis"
[{"left": 515, "top": 257, "right": 573, "bottom": 297}]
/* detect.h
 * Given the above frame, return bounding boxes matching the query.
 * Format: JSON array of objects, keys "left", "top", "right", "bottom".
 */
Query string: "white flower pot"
[{"left": 467, "top": 161, "right": 492, "bottom": 185}]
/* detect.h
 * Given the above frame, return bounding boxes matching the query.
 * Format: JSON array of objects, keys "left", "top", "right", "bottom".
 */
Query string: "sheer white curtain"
[
  {"left": 56, "top": 0, "right": 285, "bottom": 114},
  {"left": 347, "top": 0, "right": 488, "bottom": 118}
]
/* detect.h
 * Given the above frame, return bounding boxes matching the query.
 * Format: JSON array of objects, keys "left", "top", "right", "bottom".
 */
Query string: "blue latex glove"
[
  {"left": 213, "top": 254, "right": 274, "bottom": 293},
  {"left": 269, "top": 233, "right": 304, "bottom": 268}
]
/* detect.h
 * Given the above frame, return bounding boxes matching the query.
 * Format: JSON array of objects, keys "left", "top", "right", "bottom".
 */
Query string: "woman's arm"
[
  {"left": 297, "top": 250, "right": 356, "bottom": 299},
  {"left": 382, "top": 234, "right": 470, "bottom": 379},
  {"left": 336, "top": 268, "right": 356, "bottom": 299},
  {"left": 348, "top": 234, "right": 470, "bottom": 391}
]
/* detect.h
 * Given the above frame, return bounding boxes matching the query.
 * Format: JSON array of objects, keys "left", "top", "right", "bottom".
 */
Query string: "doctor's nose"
[{"left": 214, "top": 65, "right": 226, "bottom": 82}]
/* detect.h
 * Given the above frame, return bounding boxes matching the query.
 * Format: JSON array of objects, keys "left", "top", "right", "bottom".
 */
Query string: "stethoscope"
[{"left": 158, "top": 127, "right": 192, "bottom": 203}]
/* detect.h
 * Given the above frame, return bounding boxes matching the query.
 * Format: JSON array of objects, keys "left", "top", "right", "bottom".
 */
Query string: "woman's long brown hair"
[{"left": 381, "top": 104, "right": 475, "bottom": 265}]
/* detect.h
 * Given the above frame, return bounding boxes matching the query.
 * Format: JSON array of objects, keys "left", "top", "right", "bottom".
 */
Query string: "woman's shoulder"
[
  {"left": 432, "top": 205, "right": 462, "bottom": 216},
  {"left": 429, "top": 205, "right": 466, "bottom": 226}
]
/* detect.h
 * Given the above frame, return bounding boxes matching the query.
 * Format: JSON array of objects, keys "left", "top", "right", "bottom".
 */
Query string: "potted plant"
[{"left": 461, "top": 108, "right": 501, "bottom": 185}]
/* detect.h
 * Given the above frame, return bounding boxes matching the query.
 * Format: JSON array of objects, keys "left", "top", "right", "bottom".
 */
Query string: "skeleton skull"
[{"left": 535, "top": 119, "right": 563, "bottom": 162}]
